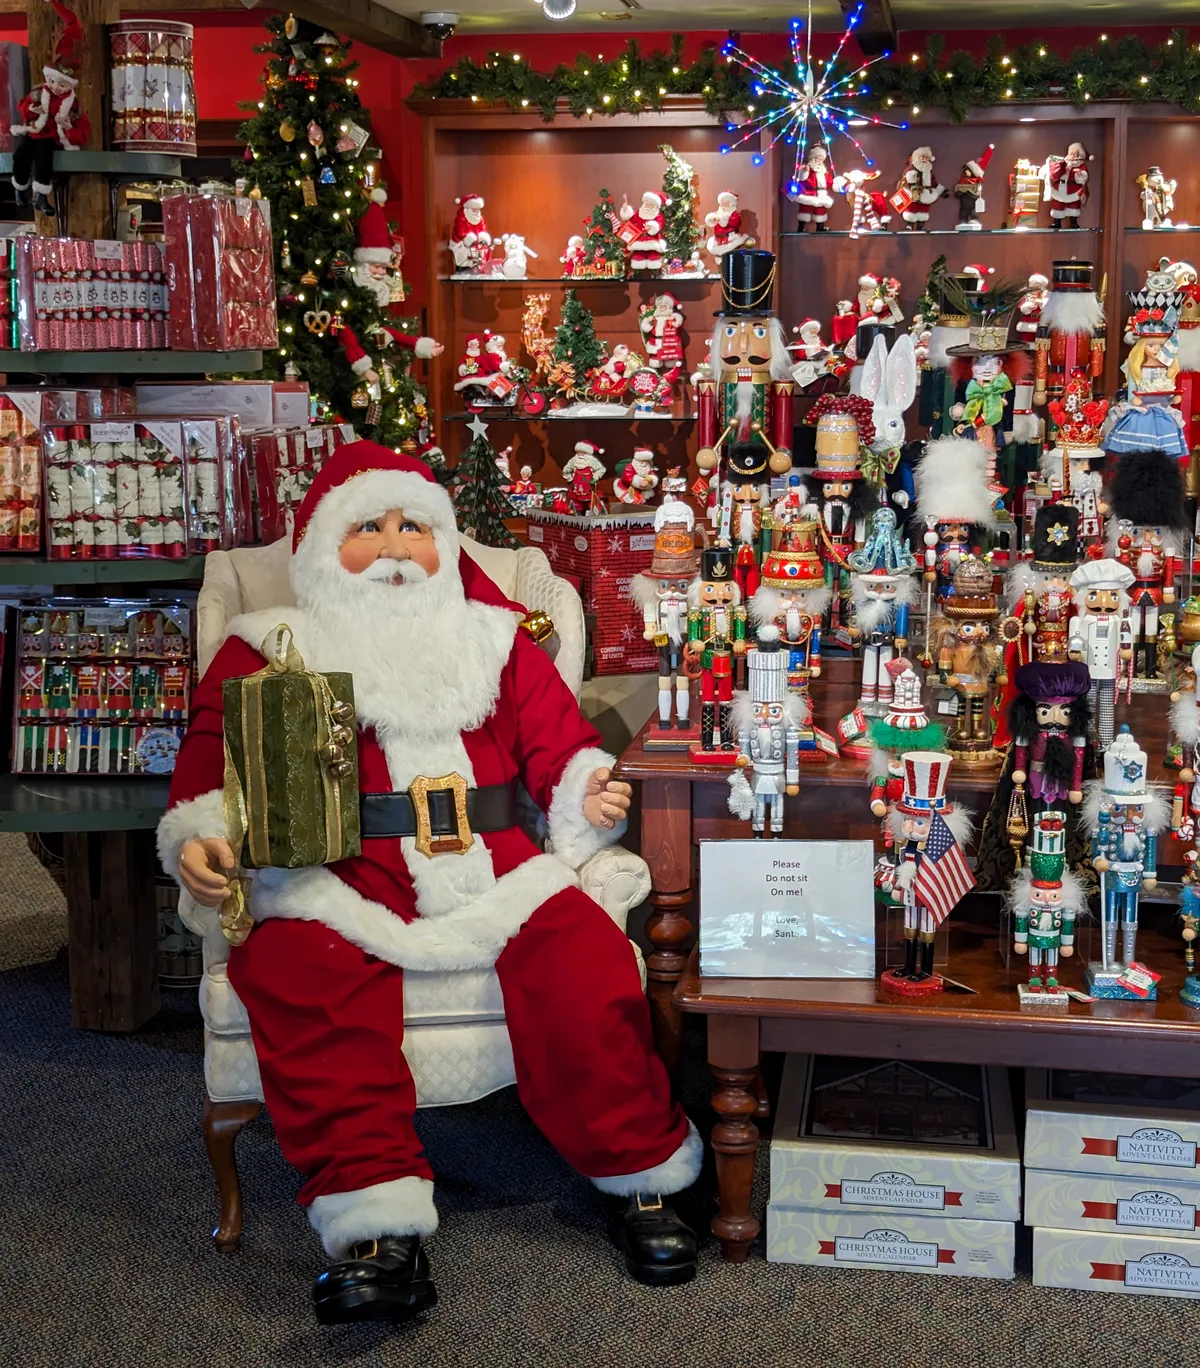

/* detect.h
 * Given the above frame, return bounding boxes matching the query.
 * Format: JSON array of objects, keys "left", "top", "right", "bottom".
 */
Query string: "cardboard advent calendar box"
[
  {"left": 1033, "top": 1227, "right": 1200, "bottom": 1299},
  {"left": 524, "top": 509, "right": 657, "bottom": 676},
  {"left": 1025, "top": 1169, "right": 1200, "bottom": 1240}
]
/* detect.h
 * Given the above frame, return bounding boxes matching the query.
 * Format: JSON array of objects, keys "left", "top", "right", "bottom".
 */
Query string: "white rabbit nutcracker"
[
  {"left": 1008, "top": 810, "right": 1084, "bottom": 1003},
  {"left": 629, "top": 507, "right": 699, "bottom": 735},
  {"left": 619, "top": 190, "right": 667, "bottom": 273},
  {"left": 790, "top": 146, "right": 835, "bottom": 232},
  {"left": 448, "top": 192, "right": 492, "bottom": 273},
  {"left": 704, "top": 189, "right": 752, "bottom": 261},
  {"left": 727, "top": 626, "right": 803, "bottom": 837},
  {"left": 639, "top": 294, "right": 684, "bottom": 375},
  {"left": 894, "top": 147, "right": 945, "bottom": 230},
  {"left": 1042, "top": 144, "right": 1091, "bottom": 229},
  {"left": 859, "top": 332, "right": 918, "bottom": 510}
]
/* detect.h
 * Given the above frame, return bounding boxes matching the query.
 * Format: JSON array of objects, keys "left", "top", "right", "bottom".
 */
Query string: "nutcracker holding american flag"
[{"left": 878, "top": 751, "right": 975, "bottom": 995}]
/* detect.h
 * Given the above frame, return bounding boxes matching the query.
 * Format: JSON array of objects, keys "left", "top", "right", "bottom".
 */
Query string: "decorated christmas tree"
[
  {"left": 550, "top": 290, "right": 605, "bottom": 404},
  {"left": 658, "top": 144, "right": 701, "bottom": 274},
  {"left": 453, "top": 418, "right": 521, "bottom": 549},
  {"left": 238, "top": 16, "right": 437, "bottom": 455},
  {"left": 582, "top": 189, "right": 624, "bottom": 278}
]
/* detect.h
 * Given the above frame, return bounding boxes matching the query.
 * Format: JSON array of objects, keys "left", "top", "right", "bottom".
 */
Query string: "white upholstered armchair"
[{"left": 184, "top": 534, "right": 651, "bottom": 1251}]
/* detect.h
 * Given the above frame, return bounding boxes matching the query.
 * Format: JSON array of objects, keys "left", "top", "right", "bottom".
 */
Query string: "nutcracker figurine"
[
  {"left": 893, "top": 146, "right": 945, "bottom": 230},
  {"left": 1113, "top": 261, "right": 1189, "bottom": 460},
  {"left": 1170, "top": 646, "right": 1200, "bottom": 848},
  {"left": 1068, "top": 558, "right": 1135, "bottom": 751},
  {"left": 1180, "top": 867, "right": 1200, "bottom": 1007},
  {"left": 685, "top": 543, "right": 747, "bottom": 760},
  {"left": 726, "top": 626, "right": 803, "bottom": 837},
  {"left": 920, "top": 265, "right": 991, "bottom": 438},
  {"left": 866, "top": 659, "right": 947, "bottom": 862},
  {"left": 750, "top": 526, "right": 830, "bottom": 694},
  {"left": 1109, "top": 447, "right": 1186, "bottom": 687},
  {"left": 932, "top": 556, "right": 1008, "bottom": 764},
  {"left": 953, "top": 144, "right": 994, "bottom": 231},
  {"left": 722, "top": 441, "right": 773, "bottom": 599},
  {"left": 1007, "top": 660, "right": 1090, "bottom": 833},
  {"left": 629, "top": 509, "right": 699, "bottom": 738},
  {"left": 809, "top": 405, "right": 877, "bottom": 632},
  {"left": 1044, "top": 368, "right": 1110, "bottom": 549},
  {"left": 1033, "top": 259, "right": 1106, "bottom": 411},
  {"left": 879, "top": 750, "right": 974, "bottom": 994},
  {"left": 1008, "top": 503, "right": 1082, "bottom": 665},
  {"left": 561, "top": 441, "right": 607, "bottom": 516},
  {"left": 1008, "top": 810, "right": 1085, "bottom": 1003},
  {"left": 1085, "top": 725, "right": 1170, "bottom": 998},
  {"left": 1137, "top": 166, "right": 1177, "bottom": 231},
  {"left": 913, "top": 435, "right": 997, "bottom": 615},
  {"left": 1042, "top": 143, "right": 1091, "bottom": 229},
  {"left": 847, "top": 507, "right": 919, "bottom": 713},
  {"left": 789, "top": 146, "right": 836, "bottom": 231}
]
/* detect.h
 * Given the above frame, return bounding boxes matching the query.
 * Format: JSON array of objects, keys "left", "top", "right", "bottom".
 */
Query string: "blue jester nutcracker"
[{"left": 685, "top": 543, "right": 747, "bottom": 761}]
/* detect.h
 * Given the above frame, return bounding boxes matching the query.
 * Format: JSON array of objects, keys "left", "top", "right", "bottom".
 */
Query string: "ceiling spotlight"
[{"left": 543, "top": 0, "right": 577, "bottom": 18}]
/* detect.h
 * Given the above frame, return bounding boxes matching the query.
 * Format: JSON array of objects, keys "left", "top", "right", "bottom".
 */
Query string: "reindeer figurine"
[
  {"left": 521, "top": 293, "right": 554, "bottom": 383},
  {"left": 835, "top": 169, "right": 893, "bottom": 239}
]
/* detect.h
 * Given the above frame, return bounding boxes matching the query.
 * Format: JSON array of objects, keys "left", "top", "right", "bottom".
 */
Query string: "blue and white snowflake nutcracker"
[{"left": 727, "top": 625, "right": 803, "bottom": 837}]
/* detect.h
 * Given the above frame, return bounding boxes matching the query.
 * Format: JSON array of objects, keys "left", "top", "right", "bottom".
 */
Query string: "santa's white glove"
[
  {"left": 11, "top": 124, "right": 30, "bottom": 136},
  {"left": 727, "top": 770, "right": 755, "bottom": 821}
]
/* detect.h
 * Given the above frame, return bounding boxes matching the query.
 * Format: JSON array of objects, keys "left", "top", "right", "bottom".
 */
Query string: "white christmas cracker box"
[
  {"left": 1025, "top": 1169, "right": 1200, "bottom": 1240},
  {"left": 1033, "top": 1227, "right": 1200, "bottom": 1299},
  {"left": 524, "top": 509, "right": 656, "bottom": 676}
]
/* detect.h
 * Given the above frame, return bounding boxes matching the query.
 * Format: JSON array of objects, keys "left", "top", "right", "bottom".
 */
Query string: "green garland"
[{"left": 412, "top": 30, "right": 1200, "bottom": 123}]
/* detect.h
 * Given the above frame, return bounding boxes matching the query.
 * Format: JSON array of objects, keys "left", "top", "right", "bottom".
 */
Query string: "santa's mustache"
[{"left": 358, "top": 558, "right": 429, "bottom": 584}]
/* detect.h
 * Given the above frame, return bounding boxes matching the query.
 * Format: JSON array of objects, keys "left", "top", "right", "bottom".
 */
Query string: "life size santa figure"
[{"left": 159, "top": 444, "right": 701, "bottom": 1324}]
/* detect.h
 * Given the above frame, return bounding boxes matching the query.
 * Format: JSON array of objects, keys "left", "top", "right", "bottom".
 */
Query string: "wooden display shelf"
[
  {"left": 1123, "top": 225, "right": 1200, "bottom": 235},
  {"left": 0, "top": 555, "right": 208, "bottom": 586},
  {"left": 0, "top": 774, "right": 169, "bottom": 833},
  {"left": 0, "top": 351, "right": 262, "bottom": 376},
  {"left": 444, "top": 408, "right": 694, "bottom": 424},
  {"left": 438, "top": 275, "right": 720, "bottom": 285},
  {"left": 779, "top": 227, "right": 1101, "bottom": 238},
  {"left": 0, "top": 150, "right": 184, "bottom": 177}
]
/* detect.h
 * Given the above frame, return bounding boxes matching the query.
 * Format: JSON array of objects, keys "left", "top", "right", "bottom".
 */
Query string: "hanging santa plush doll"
[
  {"left": 349, "top": 188, "right": 404, "bottom": 307},
  {"left": 339, "top": 323, "right": 441, "bottom": 388},
  {"left": 448, "top": 192, "right": 492, "bottom": 273},
  {"left": 10, "top": 0, "right": 90, "bottom": 215},
  {"left": 159, "top": 442, "right": 700, "bottom": 1321}
]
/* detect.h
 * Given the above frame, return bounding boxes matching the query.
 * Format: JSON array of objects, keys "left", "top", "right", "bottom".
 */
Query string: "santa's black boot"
[
  {"left": 33, "top": 190, "right": 55, "bottom": 215},
  {"left": 312, "top": 1236, "right": 437, "bottom": 1325},
  {"left": 605, "top": 1193, "right": 698, "bottom": 1287},
  {"left": 12, "top": 180, "right": 29, "bottom": 207},
  {"left": 700, "top": 702, "right": 715, "bottom": 751}
]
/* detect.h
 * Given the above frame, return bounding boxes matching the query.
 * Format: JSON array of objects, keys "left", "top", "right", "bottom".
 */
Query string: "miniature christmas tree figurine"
[
  {"left": 1009, "top": 810, "right": 1084, "bottom": 1005},
  {"left": 452, "top": 416, "right": 520, "bottom": 550},
  {"left": 658, "top": 144, "right": 703, "bottom": 277},
  {"left": 551, "top": 290, "right": 605, "bottom": 404},
  {"left": 582, "top": 188, "right": 624, "bottom": 278}
]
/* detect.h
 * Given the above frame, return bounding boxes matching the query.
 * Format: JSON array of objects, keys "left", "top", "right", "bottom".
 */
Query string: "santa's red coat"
[
  {"left": 17, "top": 85, "right": 90, "bottom": 147},
  {"left": 340, "top": 324, "right": 436, "bottom": 377}
]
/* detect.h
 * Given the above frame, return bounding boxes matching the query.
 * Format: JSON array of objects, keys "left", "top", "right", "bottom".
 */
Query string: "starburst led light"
[{"left": 719, "top": 2, "right": 910, "bottom": 191}]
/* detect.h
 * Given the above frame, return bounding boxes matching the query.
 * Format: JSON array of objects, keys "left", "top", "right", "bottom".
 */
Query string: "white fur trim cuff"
[
  {"left": 308, "top": 1176, "right": 438, "bottom": 1257},
  {"left": 350, "top": 354, "right": 374, "bottom": 376},
  {"left": 157, "top": 789, "right": 226, "bottom": 880},
  {"left": 590, "top": 1120, "right": 703, "bottom": 1197},
  {"left": 547, "top": 747, "right": 625, "bottom": 869},
  {"left": 414, "top": 337, "right": 438, "bottom": 360}
]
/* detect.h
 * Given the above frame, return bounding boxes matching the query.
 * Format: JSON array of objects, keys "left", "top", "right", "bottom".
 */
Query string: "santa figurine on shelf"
[
  {"left": 560, "top": 234, "right": 586, "bottom": 277},
  {"left": 613, "top": 448, "right": 659, "bottom": 506},
  {"left": 161, "top": 443, "right": 701, "bottom": 1322},
  {"left": 893, "top": 146, "right": 945, "bottom": 230},
  {"left": 953, "top": 144, "right": 994, "bottom": 231},
  {"left": 830, "top": 299, "right": 859, "bottom": 351},
  {"left": 639, "top": 294, "right": 685, "bottom": 374},
  {"left": 1138, "top": 165, "right": 1178, "bottom": 231},
  {"left": 10, "top": 0, "right": 90, "bottom": 215},
  {"left": 789, "top": 147, "right": 836, "bottom": 232},
  {"left": 451, "top": 331, "right": 512, "bottom": 404},
  {"left": 448, "top": 192, "right": 492, "bottom": 273},
  {"left": 562, "top": 441, "right": 606, "bottom": 515},
  {"left": 618, "top": 190, "right": 667, "bottom": 273},
  {"left": 590, "top": 344, "right": 635, "bottom": 402},
  {"left": 350, "top": 189, "right": 404, "bottom": 306},
  {"left": 1042, "top": 144, "right": 1091, "bottom": 229},
  {"left": 1015, "top": 272, "right": 1049, "bottom": 340},
  {"left": 704, "top": 190, "right": 752, "bottom": 261},
  {"left": 836, "top": 169, "right": 892, "bottom": 239}
]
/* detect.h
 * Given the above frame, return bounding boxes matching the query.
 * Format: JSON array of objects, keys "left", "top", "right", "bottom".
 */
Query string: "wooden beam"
[{"left": 839, "top": 0, "right": 896, "bottom": 56}]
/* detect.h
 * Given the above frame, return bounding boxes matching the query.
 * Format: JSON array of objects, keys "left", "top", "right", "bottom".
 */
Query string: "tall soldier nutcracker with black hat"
[
  {"left": 1034, "top": 259, "right": 1106, "bottom": 411},
  {"left": 685, "top": 543, "right": 746, "bottom": 760},
  {"left": 1008, "top": 503, "right": 1083, "bottom": 666}
]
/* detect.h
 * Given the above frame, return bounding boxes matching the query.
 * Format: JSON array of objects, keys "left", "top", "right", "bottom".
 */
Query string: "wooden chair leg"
[{"left": 202, "top": 1097, "right": 262, "bottom": 1253}]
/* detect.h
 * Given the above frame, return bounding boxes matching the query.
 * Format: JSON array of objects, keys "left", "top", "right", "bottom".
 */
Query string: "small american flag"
[{"left": 914, "top": 811, "right": 975, "bottom": 927}]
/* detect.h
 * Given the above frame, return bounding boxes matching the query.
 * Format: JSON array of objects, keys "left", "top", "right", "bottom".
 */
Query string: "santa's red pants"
[{"left": 228, "top": 886, "right": 689, "bottom": 1214}]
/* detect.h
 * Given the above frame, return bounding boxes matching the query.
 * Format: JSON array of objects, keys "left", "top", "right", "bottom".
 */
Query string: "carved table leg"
[
  {"left": 641, "top": 776, "right": 694, "bottom": 1086},
  {"left": 202, "top": 1096, "right": 262, "bottom": 1253},
  {"left": 708, "top": 1015, "right": 761, "bottom": 1262},
  {"left": 753, "top": 1066, "right": 772, "bottom": 1120}
]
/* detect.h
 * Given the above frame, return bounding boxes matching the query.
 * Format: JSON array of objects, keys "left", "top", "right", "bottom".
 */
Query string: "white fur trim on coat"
[
  {"left": 414, "top": 337, "right": 438, "bottom": 360},
  {"left": 249, "top": 852, "right": 578, "bottom": 972},
  {"left": 354, "top": 246, "right": 393, "bottom": 266},
  {"left": 547, "top": 746, "right": 624, "bottom": 868},
  {"left": 350, "top": 353, "right": 374, "bottom": 376},
  {"left": 309, "top": 1176, "right": 438, "bottom": 1257},
  {"left": 157, "top": 789, "right": 226, "bottom": 878},
  {"left": 590, "top": 1119, "right": 703, "bottom": 1197}
]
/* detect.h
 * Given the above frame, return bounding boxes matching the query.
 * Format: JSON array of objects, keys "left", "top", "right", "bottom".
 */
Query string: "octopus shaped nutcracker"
[
  {"left": 726, "top": 626, "right": 803, "bottom": 838},
  {"left": 1034, "top": 259, "right": 1105, "bottom": 412},
  {"left": 879, "top": 751, "right": 975, "bottom": 995},
  {"left": 1008, "top": 810, "right": 1086, "bottom": 1005},
  {"left": 1068, "top": 557, "right": 1135, "bottom": 752},
  {"left": 685, "top": 544, "right": 746, "bottom": 761},
  {"left": 932, "top": 557, "right": 1008, "bottom": 764},
  {"left": 1085, "top": 725, "right": 1169, "bottom": 998},
  {"left": 847, "top": 507, "right": 919, "bottom": 715},
  {"left": 629, "top": 507, "right": 699, "bottom": 739}
]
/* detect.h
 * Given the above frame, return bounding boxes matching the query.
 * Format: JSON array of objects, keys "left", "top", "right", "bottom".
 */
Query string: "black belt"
[{"left": 360, "top": 780, "right": 517, "bottom": 843}]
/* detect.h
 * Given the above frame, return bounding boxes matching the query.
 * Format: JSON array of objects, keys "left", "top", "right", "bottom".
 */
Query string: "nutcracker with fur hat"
[
  {"left": 726, "top": 626, "right": 805, "bottom": 836},
  {"left": 847, "top": 507, "right": 919, "bottom": 716},
  {"left": 10, "top": 0, "right": 90, "bottom": 215},
  {"left": 704, "top": 189, "right": 753, "bottom": 260},
  {"left": 878, "top": 751, "right": 974, "bottom": 994},
  {"left": 1042, "top": 142, "right": 1091, "bottom": 229},
  {"left": 1009, "top": 503, "right": 1083, "bottom": 668},
  {"left": 1068, "top": 557, "right": 1135, "bottom": 752},
  {"left": 160, "top": 442, "right": 701, "bottom": 1318},
  {"left": 953, "top": 145, "right": 994, "bottom": 232},
  {"left": 630, "top": 502, "right": 699, "bottom": 738},
  {"left": 864, "top": 659, "right": 946, "bottom": 857},
  {"left": 1043, "top": 369, "right": 1109, "bottom": 548},
  {"left": 1033, "top": 259, "right": 1106, "bottom": 410},
  {"left": 1008, "top": 810, "right": 1086, "bottom": 1003},
  {"left": 893, "top": 146, "right": 945, "bottom": 230},
  {"left": 1085, "top": 724, "right": 1170, "bottom": 997},
  {"left": 694, "top": 249, "right": 795, "bottom": 483},
  {"left": 788, "top": 146, "right": 835, "bottom": 232},
  {"left": 685, "top": 542, "right": 747, "bottom": 761},
  {"left": 1107, "top": 444, "right": 1186, "bottom": 687},
  {"left": 913, "top": 436, "right": 997, "bottom": 629},
  {"left": 562, "top": 441, "right": 607, "bottom": 516},
  {"left": 448, "top": 192, "right": 492, "bottom": 275},
  {"left": 619, "top": 189, "right": 668, "bottom": 274},
  {"left": 932, "top": 556, "right": 1008, "bottom": 764}
]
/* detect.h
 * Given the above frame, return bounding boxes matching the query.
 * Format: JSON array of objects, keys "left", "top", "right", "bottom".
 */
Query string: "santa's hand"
[
  {"left": 363, "top": 367, "right": 380, "bottom": 386},
  {"left": 180, "top": 838, "right": 237, "bottom": 908},
  {"left": 427, "top": 341, "right": 445, "bottom": 357},
  {"left": 11, "top": 124, "right": 29, "bottom": 136},
  {"left": 582, "top": 768, "right": 632, "bottom": 830}
]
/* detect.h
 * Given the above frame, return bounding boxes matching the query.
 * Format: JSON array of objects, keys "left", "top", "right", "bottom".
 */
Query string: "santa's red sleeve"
[
  {"left": 382, "top": 326, "right": 439, "bottom": 360},
  {"left": 506, "top": 630, "right": 625, "bottom": 868},
  {"left": 156, "top": 635, "right": 266, "bottom": 878},
  {"left": 339, "top": 325, "right": 373, "bottom": 377}
]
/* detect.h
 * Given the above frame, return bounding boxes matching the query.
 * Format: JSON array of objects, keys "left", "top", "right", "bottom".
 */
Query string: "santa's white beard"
[
  {"left": 854, "top": 594, "right": 894, "bottom": 632},
  {"left": 1136, "top": 551, "right": 1158, "bottom": 578},
  {"left": 738, "top": 506, "right": 757, "bottom": 544},
  {"left": 351, "top": 262, "right": 391, "bottom": 307}
]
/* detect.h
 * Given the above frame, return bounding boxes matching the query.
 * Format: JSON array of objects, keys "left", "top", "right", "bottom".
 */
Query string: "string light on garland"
[{"left": 718, "top": 1, "right": 909, "bottom": 181}]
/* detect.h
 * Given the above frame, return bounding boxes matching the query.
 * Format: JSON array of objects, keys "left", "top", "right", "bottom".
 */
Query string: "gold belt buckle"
[{"left": 408, "top": 773, "right": 474, "bottom": 858}]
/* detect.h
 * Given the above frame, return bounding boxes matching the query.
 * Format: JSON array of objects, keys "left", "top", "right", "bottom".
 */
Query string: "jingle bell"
[{"left": 331, "top": 699, "right": 355, "bottom": 723}]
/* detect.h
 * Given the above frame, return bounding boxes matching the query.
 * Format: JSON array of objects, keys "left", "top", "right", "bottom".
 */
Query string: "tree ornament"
[
  {"left": 319, "top": 164, "right": 336, "bottom": 185},
  {"left": 284, "top": 360, "right": 300, "bottom": 381},
  {"left": 315, "top": 31, "right": 338, "bottom": 49},
  {"left": 300, "top": 176, "right": 317, "bottom": 207},
  {"left": 280, "top": 238, "right": 292, "bottom": 270},
  {"left": 335, "top": 120, "right": 371, "bottom": 158},
  {"left": 330, "top": 311, "right": 345, "bottom": 335},
  {"left": 307, "top": 120, "right": 326, "bottom": 157},
  {"left": 303, "top": 307, "right": 332, "bottom": 335},
  {"left": 351, "top": 385, "right": 369, "bottom": 408},
  {"left": 380, "top": 358, "right": 396, "bottom": 390},
  {"left": 243, "top": 144, "right": 254, "bottom": 162},
  {"left": 284, "top": 13, "right": 301, "bottom": 39},
  {"left": 279, "top": 119, "right": 296, "bottom": 142},
  {"left": 328, "top": 251, "right": 350, "bottom": 280},
  {"left": 248, "top": 184, "right": 263, "bottom": 200},
  {"left": 300, "top": 268, "right": 319, "bottom": 286}
]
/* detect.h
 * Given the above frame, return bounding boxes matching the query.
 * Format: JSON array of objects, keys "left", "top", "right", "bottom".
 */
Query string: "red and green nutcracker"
[{"left": 685, "top": 542, "right": 746, "bottom": 761}]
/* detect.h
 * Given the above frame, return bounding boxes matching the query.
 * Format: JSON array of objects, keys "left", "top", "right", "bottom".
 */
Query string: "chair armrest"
[{"left": 578, "top": 845, "right": 651, "bottom": 934}]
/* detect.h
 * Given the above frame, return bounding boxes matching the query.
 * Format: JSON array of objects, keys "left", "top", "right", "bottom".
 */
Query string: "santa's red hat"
[
  {"left": 44, "top": 0, "right": 83, "bottom": 85},
  {"left": 964, "top": 144, "right": 995, "bottom": 177},
  {"left": 963, "top": 262, "right": 995, "bottom": 291},
  {"left": 355, "top": 187, "right": 392, "bottom": 266}
]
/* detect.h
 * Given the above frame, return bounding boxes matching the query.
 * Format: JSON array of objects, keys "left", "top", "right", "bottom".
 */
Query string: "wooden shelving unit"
[{"left": 0, "top": 351, "right": 263, "bottom": 376}]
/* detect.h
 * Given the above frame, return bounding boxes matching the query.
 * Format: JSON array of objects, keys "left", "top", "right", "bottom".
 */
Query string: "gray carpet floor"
[{"left": 0, "top": 834, "right": 1182, "bottom": 1368}]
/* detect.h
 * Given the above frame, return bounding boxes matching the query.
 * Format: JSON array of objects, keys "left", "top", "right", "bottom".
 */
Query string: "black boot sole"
[
  {"left": 624, "top": 1256, "right": 697, "bottom": 1287},
  {"left": 314, "top": 1279, "right": 437, "bottom": 1325}
]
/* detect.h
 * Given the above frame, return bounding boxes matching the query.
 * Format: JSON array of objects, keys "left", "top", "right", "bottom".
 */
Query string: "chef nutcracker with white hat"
[
  {"left": 629, "top": 508, "right": 699, "bottom": 735},
  {"left": 789, "top": 146, "right": 836, "bottom": 232},
  {"left": 562, "top": 441, "right": 606, "bottom": 516},
  {"left": 448, "top": 192, "right": 492, "bottom": 273},
  {"left": 1009, "top": 810, "right": 1085, "bottom": 1002},
  {"left": 10, "top": 0, "right": 90, "bottom": 214},
  {"left": 953, "top": 144, "right": 994, "bottom": 232},
  {"left": 686, "top": 543, "right": 746, "bottom": 757},
  {"left": 847, "top": 507, "right": 919, "bottom": 714},
  {"left": 1086, "top": 725, "right": 1170, "bottom": 998},
  {"left": 880, "top": 751, "right": 974, "bottom": 993},
  {"left": 750, "top": 523, "right": 830, "bottom": 694},
  {"left": 894, "top": 146, "right": 945, "bottom": 230},
  {"left": 727, "top": 626, "right": 803, "bottom": 837},
  {"left": 619, "top": 190, "right": 668, "bottom": 274},
  {"left": 1068, "top": 558, "right": 1135, "bottom": 751},
  {"left": 1042, "top": 143, "right": 1091, "bottom": 229}
]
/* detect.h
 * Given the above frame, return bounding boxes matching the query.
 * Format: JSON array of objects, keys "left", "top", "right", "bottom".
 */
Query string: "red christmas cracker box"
[
  {"left": 0, "top": 391, "right": 45, "bottom": 551},
  {"left": 525, "top": 508, "right": 658, "bottom": 675}
]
